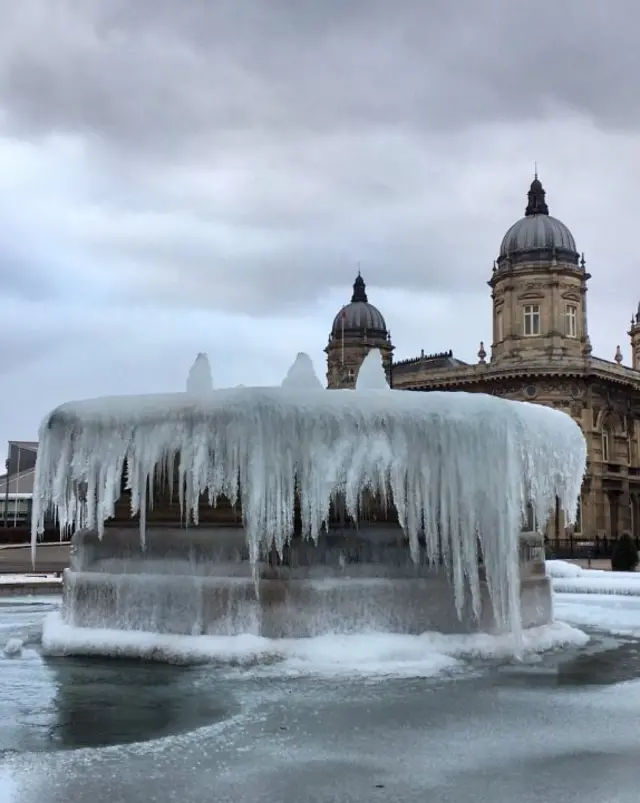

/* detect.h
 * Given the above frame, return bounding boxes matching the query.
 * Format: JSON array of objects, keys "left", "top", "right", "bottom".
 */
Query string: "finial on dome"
[
  {"left": 477, "top": 341, "right": 487, "bottom": 364},
  {"left": 351, "top": 272, "right": 368, "bottom": 303},
  {"left": 615, "top": 345, "right": 623, "bottom": 364},
  {"left": 525, "top": 173, "right": 549, "bottom": 217}
]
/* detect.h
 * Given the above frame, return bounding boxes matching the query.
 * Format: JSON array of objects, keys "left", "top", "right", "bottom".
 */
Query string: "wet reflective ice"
[{"left": 3, "top": 595, "right": 640, "bottom": 803}]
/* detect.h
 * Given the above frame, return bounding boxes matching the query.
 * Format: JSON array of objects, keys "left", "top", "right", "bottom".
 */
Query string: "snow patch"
[
  {"left": 3, "top": 637, "right": 23, "bottom": 657},
  {"left": 0, "top": 574, "right": 62, "bottom": 586},
  {"left": 546, "top": 560, "right": 588, "bottom": 579},
  {"left": 553, "top": 577, "right": 640, "bottom": 596},
  {"left": 546, "top": 560, "right": 640, "bottom": 595},
  {"left": 42, "top": 612, "right": 587, "bottom": 675}
]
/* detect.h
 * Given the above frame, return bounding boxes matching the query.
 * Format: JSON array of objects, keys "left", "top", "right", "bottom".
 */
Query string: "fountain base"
[{"left": 55, "top": 527, "right": 552, "bottom": 644}]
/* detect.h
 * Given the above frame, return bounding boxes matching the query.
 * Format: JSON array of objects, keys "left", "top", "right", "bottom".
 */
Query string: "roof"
[
  {"left": 497, "top": 177, "right": 579, "bottom": 267},
  {"left": 8, "top": 441, "right": 38, "bottom": 452},
  {"left": 0, "top": 466, "right": 36, "bottom": 496},
  {"left": 393, "top": 350, "right": 468, "bottom": 377},
  {"left": 331, "top": 274, "right": 387, "bottom": 337}
]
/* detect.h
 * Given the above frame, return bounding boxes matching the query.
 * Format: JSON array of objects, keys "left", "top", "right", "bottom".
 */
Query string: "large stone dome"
[
  {"left": 331, "top": 274, "right": 387, "bottom": 336},
  {"left": 498, "top": 177, "right": 579, "bottom": 266}
]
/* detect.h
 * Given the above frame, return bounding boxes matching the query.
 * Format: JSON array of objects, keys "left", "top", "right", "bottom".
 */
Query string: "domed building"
[
  {"left": 327, "top": 175, "right": 640, "bottom": 554},
  {"left": 325, "top": 273, "right": 394, "bottom": 388}
]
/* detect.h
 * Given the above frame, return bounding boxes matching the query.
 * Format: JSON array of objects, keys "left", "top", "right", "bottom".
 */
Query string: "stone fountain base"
[{"left": 58, "top": 526, "right": 552, "bottom": 640}]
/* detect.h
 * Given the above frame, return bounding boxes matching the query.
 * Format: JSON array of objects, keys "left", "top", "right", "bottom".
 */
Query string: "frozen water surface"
[{"left": 3, "top": 595, "right": 640, "bottom": 802}]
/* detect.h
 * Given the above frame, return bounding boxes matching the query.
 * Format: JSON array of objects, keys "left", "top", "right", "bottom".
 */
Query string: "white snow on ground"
[
  {"left": 546, "top": 559, "right": 640, "bottom": 595},
  {"left": 553, "top": 577, "right": 640, "bottom": 595},
  {"left": 554, "top": 593, "right": 640, "bottom": 638},
  {"left": 0, "top": 574, "right": 62, "bottom": 585},
  {"left": 546, "top": 561, "right": 640, "bottom": 636},
  {"left": 41, "top": 610, "right": 587, "bottom": 676}
]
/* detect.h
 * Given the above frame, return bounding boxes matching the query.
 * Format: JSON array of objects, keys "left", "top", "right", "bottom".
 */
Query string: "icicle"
[
  {"left": 355, "top": 349, "right": 390, "bottom": 390},
  {"left": 186, "top": 352, "right": 213, "bottom": 394},
  {"left": 31, "top": 378, "right": 587, "bottom": 639}
]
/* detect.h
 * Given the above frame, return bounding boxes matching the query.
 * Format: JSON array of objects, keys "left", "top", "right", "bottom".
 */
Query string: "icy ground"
[{"left": 2, "top": 580, "right": 640, "bottom": 802}]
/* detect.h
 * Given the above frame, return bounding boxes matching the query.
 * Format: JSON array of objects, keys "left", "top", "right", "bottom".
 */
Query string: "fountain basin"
[{"left": 59, "top": 527, "right": 552, "bottom": 641}]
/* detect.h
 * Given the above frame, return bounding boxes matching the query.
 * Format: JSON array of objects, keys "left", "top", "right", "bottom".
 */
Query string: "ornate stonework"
[{"left": 326, "top": 176, "right": 640, "bottom": 544}]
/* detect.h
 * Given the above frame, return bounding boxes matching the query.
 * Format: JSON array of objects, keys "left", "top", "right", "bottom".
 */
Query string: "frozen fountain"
[{"left": 32, "top": 350, "right": 586, "bottom": 656}]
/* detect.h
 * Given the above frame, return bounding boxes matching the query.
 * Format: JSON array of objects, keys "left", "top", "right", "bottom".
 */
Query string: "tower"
[
  {"left": 629, "top": 304, "right": 640, "bottom": 370},
  {"left": 325, "top": 273, "right": 394, "bottom": 388},
  {"left": 488, "top": 175, "right": 591, "bottom": 364}
]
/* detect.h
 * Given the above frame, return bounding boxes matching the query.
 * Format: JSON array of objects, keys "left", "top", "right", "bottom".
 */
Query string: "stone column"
[{"left": 608, "top": 490, "right": 622, "bottom": 541}]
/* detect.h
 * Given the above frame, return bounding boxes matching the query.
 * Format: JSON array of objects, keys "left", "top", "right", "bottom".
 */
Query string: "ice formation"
[
  {"left": 355, "top": 349, "right": 390, "bottom": 390},
  {"left": 281, "top": 352, "right": 323, "bottom": 390},
  {"left": 31, "top": 371, "right": 587, "bottom": 636},
  {"left": 186, "top": 353, "right": 213, "bottom": 394}
]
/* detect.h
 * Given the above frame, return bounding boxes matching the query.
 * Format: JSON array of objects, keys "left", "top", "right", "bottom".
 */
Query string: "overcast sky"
[{"left": 1, "top": 0, "right": 639, "bottom": 452}]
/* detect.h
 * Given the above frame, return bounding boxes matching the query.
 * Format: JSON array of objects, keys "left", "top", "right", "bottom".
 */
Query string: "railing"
[{"left": 544, "top": 536, "right": 640, "bottom": 560}]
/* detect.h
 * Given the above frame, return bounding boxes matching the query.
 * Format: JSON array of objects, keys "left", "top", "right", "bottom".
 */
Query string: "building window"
[
  {"left": 602, "top": 431, "right": 610, "bottom": 462},
  {"left": 496, "top": 311, "right": 503, "bottom": 342},
  {"left": 523, "top": 305, "right": 541, "bottom": 336},
  {"left": 574, "top": 497, "right": 582, "bottom": 534},
  {"left": 345, "top": 368, "right": 355, "bottom": 382},
  {"left": 565, "top": 304, "right": 577, "bottom": 338}
]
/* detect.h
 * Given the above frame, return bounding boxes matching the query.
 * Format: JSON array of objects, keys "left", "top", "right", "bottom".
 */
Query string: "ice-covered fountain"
[{"left": 32, "top": 350, "right": 586, "bottom": 657}]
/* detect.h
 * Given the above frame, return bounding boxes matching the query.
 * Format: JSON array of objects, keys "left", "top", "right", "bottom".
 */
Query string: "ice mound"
[
  {"left": 32, "top": 374, "right": 586, "bottom": 639},
  {"left": 553, "top": 577, "right": 640, "bottom": 596},
  {"left": 280, "top": 352, "right": 323, "bottom": 390},
  {"left": 546, "top": 560, "right": 588, "bottom": 579},
  {"left": 355, "top": 349, "right": 390, "bottom": 390},
  {"left": 186, "top": 352, "right": 213, "bottom": 394},
  {"left": 3, "top": 637, "right": 24, "bottom": 657},
  {"left": 41, "top": 612, "right": 587, "bottom": 675},
  {"left": 547, "top": 560, "right": 640, "bottom": 595}
]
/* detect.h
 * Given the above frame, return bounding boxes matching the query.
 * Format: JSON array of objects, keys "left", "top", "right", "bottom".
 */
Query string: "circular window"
[{"left": 525, "top": 385, "right": 537, "bottom": 399}]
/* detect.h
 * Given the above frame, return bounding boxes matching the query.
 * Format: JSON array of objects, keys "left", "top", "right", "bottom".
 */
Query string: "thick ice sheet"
[
  {"left": 32, "top": 353, "right": 586, "bottom": 636},
  {"left": 546, "top": 560, "right": 640, "bottom": 595},
  {"left": 553, "top": 577, "right": 640, "bottom": 596},
  {"left": 0, "top": 574, "right": 62, "bottom": 586},
  {"left": 554, "top": 592, "right": 640, "bottom": 637},
  {"left": 41, "top": 610, "right": 588, "bottom": 672}
]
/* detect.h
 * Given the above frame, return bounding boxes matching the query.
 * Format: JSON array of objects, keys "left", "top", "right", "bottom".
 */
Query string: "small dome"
[
  {"left": 498, "top": 176, "right": 579, "bottom": 266},
  {"left": 331, "top": 274, "right": 387, "bottom": 337}
]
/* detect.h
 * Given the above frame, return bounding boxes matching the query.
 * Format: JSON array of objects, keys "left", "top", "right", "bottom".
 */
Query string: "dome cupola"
[
  {"left": 498, "top": 175, "right": 579, "bottom": 267},
  {"left": 330, "top": 273, "right": 387, "bottom": 337}
]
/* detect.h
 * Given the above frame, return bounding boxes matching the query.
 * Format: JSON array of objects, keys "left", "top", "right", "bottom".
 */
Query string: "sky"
[{"left": 1, "top": 0, "right": 640, "bottom": 453}]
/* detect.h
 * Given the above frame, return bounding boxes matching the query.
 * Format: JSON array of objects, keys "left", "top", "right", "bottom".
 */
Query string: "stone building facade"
[{"left": 326, "top": 176, "right": 640, "bottom": 545}]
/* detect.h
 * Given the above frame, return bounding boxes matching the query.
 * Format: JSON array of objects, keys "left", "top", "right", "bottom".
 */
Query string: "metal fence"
[{"left": 544, "top": 536, "right": 640, "bottom": 561}]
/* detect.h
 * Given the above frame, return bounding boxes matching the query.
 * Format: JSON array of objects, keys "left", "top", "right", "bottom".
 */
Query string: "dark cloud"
[
  {"left": 0, "top": 0, "right": 638, "bottom": 160},
  {"left": 0, "top": 0, "right": 638, "bottom": 448}
]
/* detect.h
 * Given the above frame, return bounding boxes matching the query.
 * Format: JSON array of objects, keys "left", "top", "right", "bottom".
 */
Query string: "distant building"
[
  {"left": 1, "top": 441, "right": 38, "bottom": 527},
  {"left": 326, "top": 176, "right": 640, "bottom": 546}
]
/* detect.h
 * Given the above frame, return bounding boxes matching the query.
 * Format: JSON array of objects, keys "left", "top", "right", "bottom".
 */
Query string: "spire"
[
  {"left": 525, "top": 174, "right": 549, "bottom": 217},
  {"left": 351, "top": 271, "right": 368, "bottom": 303}
]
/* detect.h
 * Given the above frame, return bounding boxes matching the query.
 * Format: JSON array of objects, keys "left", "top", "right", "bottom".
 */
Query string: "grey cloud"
[{"left": 0, "top": 0, "right": 639, "bottom": 160}]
